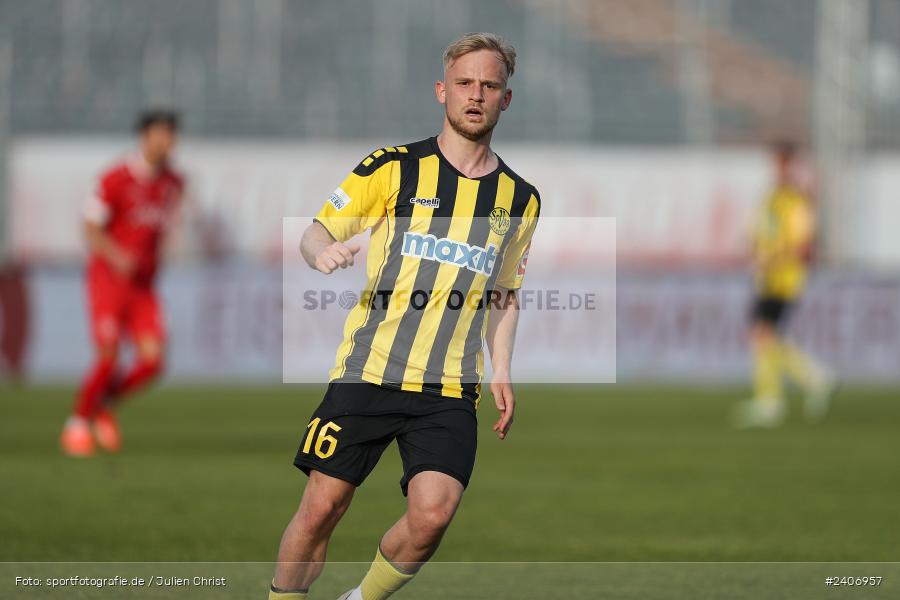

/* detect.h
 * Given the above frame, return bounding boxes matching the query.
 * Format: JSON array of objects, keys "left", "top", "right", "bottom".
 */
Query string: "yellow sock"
[
  {"left": 753, "top": 339, "right": 782, "bottom": 403},
  {"left": 269, "top": 580, "right": 308, "bottom": 600},
  {"left": 778, "top": 340, "right": 820, "bottom": 389},
  {"left": 359, "top": 547, "right": 416, "bottom": 600}
]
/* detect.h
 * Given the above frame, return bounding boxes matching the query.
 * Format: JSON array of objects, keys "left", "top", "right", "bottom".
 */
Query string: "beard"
[{"left": 446, "top": 106, "right": 498, "bottom": 142}]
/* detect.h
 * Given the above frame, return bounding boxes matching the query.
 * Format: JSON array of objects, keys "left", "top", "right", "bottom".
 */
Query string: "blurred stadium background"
[
  {"left": 2, "top": 0, "right": 900, "bottom": 383},
  {"left": 2, "top": 0, "right": 900, "bottom": 590}
]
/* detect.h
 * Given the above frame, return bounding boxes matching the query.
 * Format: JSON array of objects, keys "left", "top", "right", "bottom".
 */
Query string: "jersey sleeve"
[
  {"left": 82, "top": 170, "right": 118, "bottom": 226},
  {"left": 496, "top": 190, "right": 540, "bottom": 290},
  {"left": 314, "top": 151, "right": 397, "bottom": 242}
]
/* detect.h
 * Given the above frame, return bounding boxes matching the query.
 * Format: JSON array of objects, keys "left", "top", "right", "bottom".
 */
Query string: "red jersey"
[{"left": 84, "top": 156, "right": 184, "bottom": 285}]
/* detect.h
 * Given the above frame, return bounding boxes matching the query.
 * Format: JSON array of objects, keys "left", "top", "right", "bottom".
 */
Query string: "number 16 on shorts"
[{"left": 301, "top": 418, "right": 341, "bottom": 459}]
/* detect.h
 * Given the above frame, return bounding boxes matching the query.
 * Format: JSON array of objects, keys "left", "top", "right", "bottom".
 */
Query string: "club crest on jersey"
[
  {"left": 409, "top": 197, "right": 440, "bottom": 209},
  {"left": 489, "top": 207, "right": 511, "bottom": 235},
  {"left": 402, "top": 232, "right": 498, "bottom": 276}
]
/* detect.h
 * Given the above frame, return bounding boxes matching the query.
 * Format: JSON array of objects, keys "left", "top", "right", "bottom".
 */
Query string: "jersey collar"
[
  {"left": 429, "top": 136, "right": 505, "bottom": 181},
  {"left": 127, "top": 153, "right": 165, "bottom": 181}
]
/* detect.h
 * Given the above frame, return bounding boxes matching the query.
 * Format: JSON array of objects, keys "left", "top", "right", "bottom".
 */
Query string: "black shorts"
[
  {"left": 751, "top": 296, "right": 794, "bottom": 329},
  {"left": 293, "top": 381, "right": 477, "bottom": 496}
]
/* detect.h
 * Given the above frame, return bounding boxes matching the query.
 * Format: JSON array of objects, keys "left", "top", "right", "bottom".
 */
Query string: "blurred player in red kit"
[{"left": 60, "top": 109, "right": 185, "bottom": 457}]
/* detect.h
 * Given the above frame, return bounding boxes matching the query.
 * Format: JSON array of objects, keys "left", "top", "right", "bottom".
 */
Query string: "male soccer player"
[
  {"left": 60, "top": 109, "right": 185, "bottom": 456},
  {"left": 734, "top": 141, "right": 834, "bottom": 428},
  {"left": 269, "top": 33, "right": 539, "bottom": 600}
]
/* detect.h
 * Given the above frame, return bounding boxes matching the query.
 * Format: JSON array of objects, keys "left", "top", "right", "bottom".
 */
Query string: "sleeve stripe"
[{"left": 353, "top": 150, "right": 398, "bottom": 177}]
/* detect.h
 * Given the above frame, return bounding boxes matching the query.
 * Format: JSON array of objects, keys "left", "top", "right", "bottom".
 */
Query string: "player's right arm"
[
  {"left": 300, "top": 221, "right": 360, "bottom": 274},
  {"left": 302, "top": 149, "right": 397, "bottom": 275},
  {"left": 83, "top": 171, "right": 135, "bottom": 276},
  {"left": 83, "top": 221, "right": 135, "bottom": 276}
]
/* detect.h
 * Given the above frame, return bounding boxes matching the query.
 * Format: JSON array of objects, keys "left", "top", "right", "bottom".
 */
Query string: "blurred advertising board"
[
  {"left": 11, "top": 138, "right": 773, "bottom": 266},
  {"left": 22, "top": 265, "right": 900, "bottom": 384},
  {"left": 13, "top": 138, "right": 900, "bottom": 268}
]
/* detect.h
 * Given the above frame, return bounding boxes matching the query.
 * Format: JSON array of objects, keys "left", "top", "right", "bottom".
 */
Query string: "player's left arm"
[
  {"left": 486, "top": 286, "right": 519, "bottom": 440},
  {"left": 487, "top": 189, "right": 540, "bottom": 441}
]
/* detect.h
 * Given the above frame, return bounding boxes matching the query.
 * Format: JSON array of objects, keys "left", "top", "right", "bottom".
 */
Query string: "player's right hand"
[
  {"left": 314, "top": 242, "right": 361, "bottom": 274},
  {"left": 109, "top": 250, "right": 137, "bottom": 277}
]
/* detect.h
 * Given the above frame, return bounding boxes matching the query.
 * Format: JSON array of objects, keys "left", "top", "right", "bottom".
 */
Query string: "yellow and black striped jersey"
[
  {"left": 314, "top": 137, "right": 540, "bottom": 404},
  {"left": 753, "top": 185, "right": 813, "bottom": 300}
]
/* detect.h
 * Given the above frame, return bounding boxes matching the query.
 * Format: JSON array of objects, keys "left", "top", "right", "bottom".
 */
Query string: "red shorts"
[{"left": 86, "top": 264, "right": 165, "bottom": 347}]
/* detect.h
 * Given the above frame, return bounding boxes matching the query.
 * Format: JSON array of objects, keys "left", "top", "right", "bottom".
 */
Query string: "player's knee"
[
  {"left": 96, "top": 343, "right": 119, "bottom": 363},
  {"left": 297, "top": 492, "right": 350, "bottom": 536},
  {"left": 135, "top": 341, "right": 165, "bottom": 377},
  {"left": 750, "top": 323, "right": 777, "bottom": 348},
  {"left": 137, "top": 338, "right": 164, "bottom": 363},
  {"left": 409, "top": 501, "right": 456, "bottom": 543}
]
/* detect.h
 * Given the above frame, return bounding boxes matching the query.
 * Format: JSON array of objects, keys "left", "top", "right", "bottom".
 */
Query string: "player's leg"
[
  {"left": 274, "top": 382, "right": 399, "bottom": 599},
  {"left": 381, "top": 472, "right": 464, "bottom": 566},
  {"left": 735, "top": 298, "right": 786, "bottom": 427},
  {"left": 93, "top": 289, "right": 165, "bottom": 452},
  {"left": 111, "top": 288, "right": 166, "bottom": 402},
  {"left": 62, "top": 340, "right": 119, "bottom": 456},
  {"left": 343, "top": 404, "right": 476, "bottom": 600},
  {"left": 756, "top": 295, "right": 828, "bottom": 393},
  {"left": 271, "top": 471, "right": 356, "bottom": 598},
  {"left": 62, "top": 275, "right": 123, "bottom": 456},
  {"left": 776, "top": 337, "right": 835, "bottom": 421},
  {"left": 343, "top": 473, "right": 464, "bottom": 600},
  {"left": 751, "top": 320, "right": 783, "bottom": 404},
  {"left": 93, "top": 333, "right": 163, "bottom": 452},
  {"left": 110, "top": 334, "right": 165, "bottom": 399},
  {"left": 766, "top": 290, "right": 836, "bottom": 417}
]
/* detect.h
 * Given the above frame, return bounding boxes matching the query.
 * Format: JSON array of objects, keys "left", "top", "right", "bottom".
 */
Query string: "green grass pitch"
[{"left": 2, "top": 383, "right": 898, "bottom": 598}]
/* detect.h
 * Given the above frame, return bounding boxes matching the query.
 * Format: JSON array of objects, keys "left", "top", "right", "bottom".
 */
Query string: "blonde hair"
[{"left": 443, "top": 32, "right": 517, "bottom": 79}]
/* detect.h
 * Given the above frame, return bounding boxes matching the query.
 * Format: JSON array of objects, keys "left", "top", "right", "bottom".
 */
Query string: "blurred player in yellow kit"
[{"left": 735, "top": 142, "right": 835, "bottom": 428}]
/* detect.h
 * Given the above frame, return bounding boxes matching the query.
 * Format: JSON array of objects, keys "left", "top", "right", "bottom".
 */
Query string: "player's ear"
[
  {"left": 501, "top": 87, "right": 512, "bottom": 111},
  {"left": 435, "top": 80, "right": 447, "bottom": 105}
]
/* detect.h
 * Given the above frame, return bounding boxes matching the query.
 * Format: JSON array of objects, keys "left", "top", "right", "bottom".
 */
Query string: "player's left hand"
[{"left": 490, "top": 378, "right": 515, "bottom": 440}]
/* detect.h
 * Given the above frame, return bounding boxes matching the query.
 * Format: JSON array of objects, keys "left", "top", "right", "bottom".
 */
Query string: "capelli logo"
[{"left": 409, "top": 197, "right": 440, "bottom": 209}]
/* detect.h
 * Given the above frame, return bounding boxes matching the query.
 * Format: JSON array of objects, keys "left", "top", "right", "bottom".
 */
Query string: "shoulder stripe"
[
  {"left": 353, "top": 145, "right": 421, "bottom": 177},
  {"left": 354, "top": 150, "right": 395, "bottom": 177}
]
